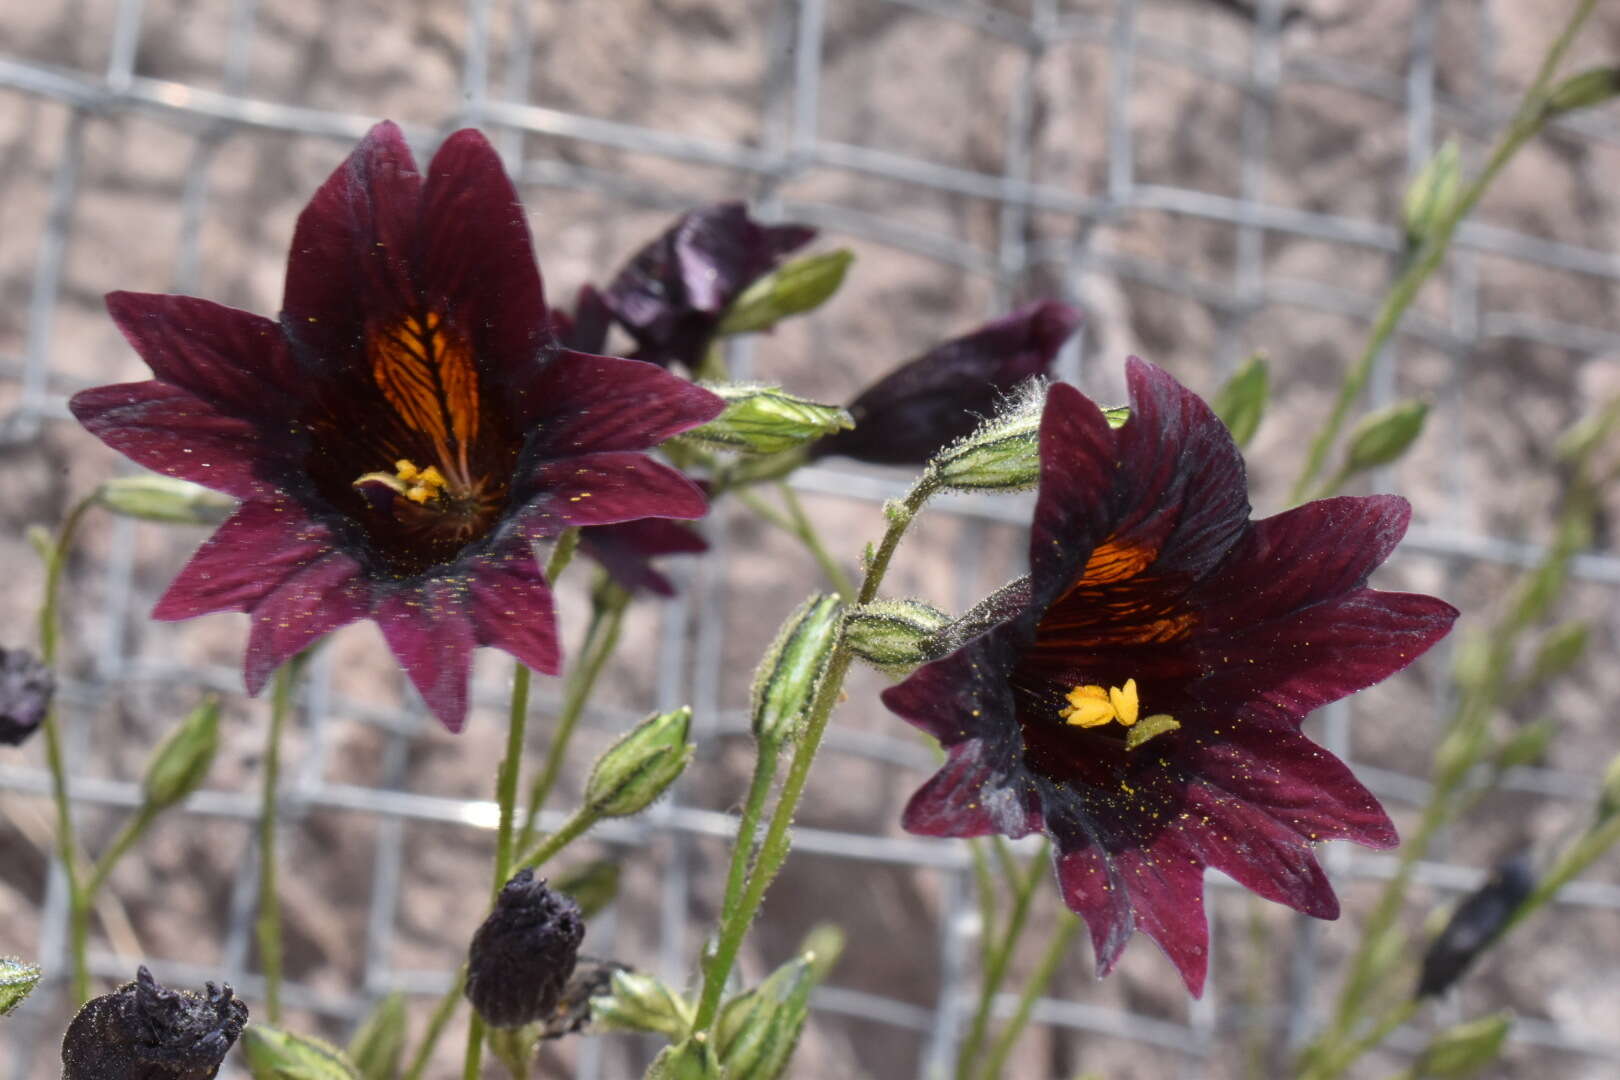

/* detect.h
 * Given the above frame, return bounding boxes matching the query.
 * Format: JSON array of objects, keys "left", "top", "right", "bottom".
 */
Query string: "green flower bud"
[
  {"left": 1526, "top": 621, "right": 1589, "bottom": 687},
  {"left": 584, "top": 707, "right": 694, "bottom": 818},
  {"left": 0, "top": 957, "right": 42, "bottom": 1017},
  {"left": 1343, "top": 399, "right": 1430, "bottom": 475},
  {"left": 346, "top": 992, "right": 406, "bottom": 1080},
  {"left": 647, "top": 1035, "right": 723, "bottom": 1080},
  {"left": 141, "top": 697, "right": 221, "bottom": 812},
  {"left": 242, "top": 1025, "right": 359, "bottom": 1079},
  {"left": 589, "top": 969, "right": 693, "bottom": 1039},
  {"left": 1413, "top": 1012, "right": 1511, "bottom": 1078},
  {"left": 843, "top": 599, "right": 949, "bottom": 676},
  {"left": 1211, "top": 354, "right": 1268, "bottom": 449},
  {"left": 1545, "top": 66, "right": 1620, "bottom": 116},
  {"left": 717, "top": 250, "right": 854, "bottom": 335},
  {"left": 927, "top": 381, "right": 1044, "bottom": 493},
  {"left": 683, "top": 385, "right": 854, "bottom": 456},
  {"left": 95, "top": 476, "right": 234, "bottom": 526},
  {"left": 1494, "top": 718, "right": 1556, "bottom": 772},
  {"left": 716, "top": 956, "right": 815, "bottom": 1080},
  {"left": 751, "top": 594, "right": 843, "bottom": 745},
  {"left": 1402, "top": 139, "right": 1461, "bottom": 250}
]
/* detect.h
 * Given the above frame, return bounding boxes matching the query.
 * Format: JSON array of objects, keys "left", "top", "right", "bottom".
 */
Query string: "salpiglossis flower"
[
  {"left": 810, "top": 300, "right": 1081, "bottom": 466},
  {"left": 882, "top": 359, "right": 1457, "bottom": 995},
  {"left": 70, "top": 122, "right": 723, "bottom": 732}
]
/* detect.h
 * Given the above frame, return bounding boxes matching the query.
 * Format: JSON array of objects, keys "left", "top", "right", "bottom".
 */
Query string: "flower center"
[
  {"left": 1058, "top": 677, "right": 1181, "bottom": 749},
  {"left": 353, "top": 458, "right": 452, "bottom": 504}
]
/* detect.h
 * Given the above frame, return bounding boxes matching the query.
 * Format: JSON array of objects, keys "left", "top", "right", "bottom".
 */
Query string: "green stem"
[
  {"left": 545, "top": 527, "right": 580, "bottom": 583},
  {"left": 691, "top": 476, "right": 939, "bottom": 1034},
  {"left": 402, "top": 964, "right": 469, "bottom": 1080},
  {"left": 464, "top": 662, "right": 534, "bottom": 1078},
  {"left": 702, "top": 740, "right": 783, "bottom": 996},
  {"left": 1288, "top": 0, "right": 1597, "bottom": 503},
  {"left": 513, "top": 807, "right": 598, "bottom": 874},
  {"left": 84, "top": 806, "right": 160, "bottom": 897},
  {"left": 956, "top": 842, "right": 1048, "bottom": 1080},
  {"left": 1302, "top": 1000, "right": 1419, "bottom": 1080},
  {"left": 967, "top": 840, "right": 1000, "bottom": 971},
  {"left": 257, "top": 661, "right": 299, "bottom": 1025},
  {"left": 977, "top": 911, "right": 1080, "bottom": 1080}
]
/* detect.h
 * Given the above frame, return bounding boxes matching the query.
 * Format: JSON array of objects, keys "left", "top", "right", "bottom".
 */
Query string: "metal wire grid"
[{"left": 3, "top": 0, "right": 1620, "bottom": 1075}]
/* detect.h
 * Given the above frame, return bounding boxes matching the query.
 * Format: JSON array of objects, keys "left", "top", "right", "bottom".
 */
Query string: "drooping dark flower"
[
  {"left": 466, "top": 870, "right": 586, "bottom": 1028},
  {"left": 809, "top": 301, "right": 1081, "bottom": 466},
  {"left": 600, "top": 203, "right": 815, "bottom": 371},
  {"left": 882, "top": 359, "right": 1458, "bottom": 995},
  {"left": 61, "top": 966, "right": 247, "bottom": 1080},
  {"left": 70, "top": 122, "right": 722, "bottom": 732},
  {"left": 1417, "top": 854, "right": 1534, "bottom": 998},
  {"left": 577, "top": 517, "right": 708, "bottom": 597},
  {"left": 0, "top": 647, "right": 53, "bottom": 746}
]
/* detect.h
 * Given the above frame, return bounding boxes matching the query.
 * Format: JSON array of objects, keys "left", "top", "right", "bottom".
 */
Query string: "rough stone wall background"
[{"left": 3, "top": 1, "right": 1620, "bottom": 1077}]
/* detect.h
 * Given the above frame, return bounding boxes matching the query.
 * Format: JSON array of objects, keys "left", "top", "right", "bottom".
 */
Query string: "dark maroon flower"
[
  {"left": 578, "top": 518, "right": 707, "bottom": 597},
  {"left": 466, "top": 870, "right": 585, "bottom": 1028},
  {"left": 600, "top": 203, "right": 815, "bottom": 371},
  {"left": 0, "top": 647, "right": 53, "bottom": 746},
  {"left": 549, "top": 284, "right": 612, "bottom": 355},
  {"left": 61, "top": 966, "right": 246, "bottom": 1080},
  {"left": 70, "top": 123, "right": 722, "bottom": 732},
  {"left": 810, "top": 301, "right": 1081, "bottom": 466},
  {"left": 881, "top": 359, "right": 1457, "bottom": 995}
]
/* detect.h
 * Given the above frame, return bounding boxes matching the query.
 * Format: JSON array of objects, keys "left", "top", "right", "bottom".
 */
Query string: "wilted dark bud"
[
  {"left": 812, "top": 301, "right": 1081, "bottom": 466},
  {"left": 717, "top": 250, "right": 853, "bottom": 335},
  {"left": 1417, "top": 856, "right": 1534, "bottom": 997},
  {"left": 647, "top": 1035, "right": 723, "bottom": 1080},
  {"left": 1402, "top": 139, "right": 1461, "bottom": 251},
  {"left": 142, "top": 698, "right": 221, "bottom": 812},
  {"left": 1413, "top": 1012, "right": 1512, "bottom": 1078},
  {"left": 751, "top": 595, "right": 843, "bottom": 745},
  {"left": 465, "top": 870, "right": 585, "bottom": 1029},
  {"left": 0, "top": 956, "right": 42, "bottom": 1016},
  {"left": 1210, "top": 354, "right": 1269, "bottom": 449},
  {"left": 589, "top": 969, "right": 693, "bottom": 1038},
  {"left": 537, "top": 958, "right": 628, "bottom": 1040},
  {"left": 843, "top": 599, "right": 948, "bottom": 676},
  {"left": 62, "top": 966, "right": 247, "bottom": 1080},
  {"left": 0, "top": 647, "right": 53, "bottom": 747},
  {"left": 601, "top": 203, "right": 815, "bottom": 371},
  {"left": 1544, "top": 66, "right": 1620, "bottom": 116},
  {"left": 95, "top": 476, "right": 233, "bottom": 526},
  {"left": 584, "top": 707, "right": 694, "bottom": 817},
  {"left": 927, "top": 380, "right": 1046, "bottom": 493},
  {"left": 240, "top": 1026, "right": 355, "bottom": 1079},
  {"left": 681, "top": 385, "right": 853, "bottom": 456},
  {"left": 1343, "top": 399, "right": 1430, "bottom": 475}
]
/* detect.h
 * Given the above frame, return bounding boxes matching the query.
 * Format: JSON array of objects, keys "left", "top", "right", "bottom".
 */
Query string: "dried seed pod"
[
  {"left": 61, "top": 966, "right": 247, "bottom": 1080},
  {"left": 465, "top": 871, "right": 585, "bottom": 1029}
]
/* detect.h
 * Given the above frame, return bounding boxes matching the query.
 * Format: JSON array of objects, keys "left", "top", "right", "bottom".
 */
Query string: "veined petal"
[
  {"left": 1028, "top": 381, "right": 1122, "bottom": 608},
  {"left": 105, "top": 292, "right": 303, "bottom": 418},
  {"left": 1054, "top": 843, "right": 1135, "bottom": 977},
  {"left": 243, "top": 551, "right": 370, "bottom": 695},
  {"left": 1179, "top": 781, "right": 1339, "bottom": 918},
  {"left": 70, "top": 381, "right": 278, "bottom": 500},
  {"left": 513, "top": 452, "right": 709, "bottom": 534},
  {"left": 468, "top": 538, "right": 561, "bottom": 676},
  {"left": 901, "top": 738, "right": 1041, "bottom": 839},
  {"left": 153, "top": 501, "right": 339, "bottom": 620},
  {"left": 519, "top": 350, "right": 724, "bottom": 453},
  {"left": 881, "top": 628, "right": 1021, "bottom": 746},
  {"left": 1113, "top": 834, "right": 1210, "bottom": 995},
  {"left": 376, "top": 580, "right": 477, "bottom": 733}
]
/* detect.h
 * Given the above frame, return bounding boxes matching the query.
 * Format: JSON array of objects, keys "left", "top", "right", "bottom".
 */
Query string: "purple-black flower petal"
[{"left": 579, "top": 518, "right": 707, "bottom": 597}]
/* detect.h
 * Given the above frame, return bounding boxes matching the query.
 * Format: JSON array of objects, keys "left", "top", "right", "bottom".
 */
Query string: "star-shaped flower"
[
  {"left": 71, "top": 122, "right": 722, "bottom": 731},
  {"left": 882, "top": 359, "right": 1457, "bottom": 994}
]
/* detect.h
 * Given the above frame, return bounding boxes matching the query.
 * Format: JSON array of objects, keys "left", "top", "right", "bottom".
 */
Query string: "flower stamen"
[
  {"left": 353, "top": 458, "right": 451, "bottom": 505},
  {"left": 1060, "top": 677, "right": 1139, "bottom": 728}
]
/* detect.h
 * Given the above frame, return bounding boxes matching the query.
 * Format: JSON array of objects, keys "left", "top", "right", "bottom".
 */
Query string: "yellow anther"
[
  {"left": 1109, "top": 678, "right": 1139, "bottom": 727},
  {"left": 416, "top": 464, "right": 447, "bottom": 490},
  {"left": 394, "top": 459, "right": 421, "bottom": 482},
  {"left": 1060, "top": 678, "right": 1142, "bottom": 730},
  {"left": 404, "top": 485, "right": 433, "bottom": 504}
]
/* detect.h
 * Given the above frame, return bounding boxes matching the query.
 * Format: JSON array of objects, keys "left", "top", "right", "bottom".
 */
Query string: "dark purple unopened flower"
[
  {"left": 600, "top": 203, "right": 815, "bottom": 371},
  {"left": 466, "top": 869, "right": 585, "bottom": 1028},
  {"left": 882, "top": 359, "right": 1458, "bottom": 995},
  {"left": 0, "top": 647, "right": 53, "bottom": 746},
  {"left": 810, "top": 301, "right": 1081, "bottom": 466},
  {"left": 70, "top": 123, "right": 723, "bottom": 732},
  {"left": 1417, "top": 854, "right": 1534, "bottom": 998},
  {"left": 61, "top": 966, "right": 247, "bottom": 1080}
]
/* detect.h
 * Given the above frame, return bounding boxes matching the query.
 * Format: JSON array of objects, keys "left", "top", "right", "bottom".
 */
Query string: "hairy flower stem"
[
  {"left": 691, "top": 475, "right": 939, "bottom": 1037},
  {"left": 1288, "top": 0, "right": 1597, "bottom": 503},
  {"left": 703, "top": 738, "right": 784, "bottom": 996},
  {"left": 257, "top": 659, "right": 301, "bottom": 1024},
  {"left": 977, "top": 910, "right": 1080, "bottom": 1080},
  {"left": 956, "top": 842, "right": 1049, "bottom": 1080},
  {"left": 37, "top": 494, "right": 95, "bottom": 1003}
]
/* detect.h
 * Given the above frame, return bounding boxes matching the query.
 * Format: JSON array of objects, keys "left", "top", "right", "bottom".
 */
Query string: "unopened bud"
[
  {"left": 64, "top": 966, "right": 248, "bottom": 1080},
  {"left": 1211, "top": 354, "right": 1269, "bottom": 449},
  {"left": 751, "top": 595, "right": 843, "bottom": 745},
  {"left": 716, "top": 954, "right": 817, "bottom": 1080},
  {"left": 683, "top": 385, "right": 853, "bottom": 455},
  {"left": 1545, "top": 66, "right": 1620, "bottom": 116},
  {"left": 1413, "top": 1012, "right": 1512, "bottom": 1077},
  {"left": 96, "top": 476, "right": 234, "bottom": 526},
  {"left": 241, "top": 1026, "right": 355, "bottom": 1079},
  {"left": 1494, "top": 718, "right": 1556, "bottom": 772},
  {"left": 142, "top": 698, "right": 221, "bottom": 812},
  {"left": 928, "top": 381, "right": 1045, "bottom": 492},
  {"left": 648, "top": 1035, "right": 723, "bottom": 1080},
  {"left": 466, "top": 870, "right": 585, "bottom": 1029},
  {"left": 1526, "top": 621, "right": 1589, "bottom": 688},
  {"left": 717, "top": 250, "right": 854, "bottom": 336},
  {"left": 1402, "top": 139, "right": 1461, "bottom": 250},
  {"left": 0, "top": 647, "right": 53, "bottom": 747},
  {"left": 0, "top": 957, "right": 42, "bottom": 1017},
  {"left": 1416, "top": 856, "right": 1533, "bottom": 997},
  {"left": 843, "top": 599, "right": 949, "bottom": 676},
  {"left": 1344, "top": 399, "right": 1429, "bottom": 475},
  {"left": 585, "top": 707, "right": 694, "bottom": 818},
  {"left": 590, "top": 969, "right": 692, "bottom": 1039}
]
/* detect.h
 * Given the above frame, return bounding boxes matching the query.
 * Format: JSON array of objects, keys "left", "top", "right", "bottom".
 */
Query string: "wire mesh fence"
[{"left": 3, "top": 0, "right": 1620, "bottom": 1076}]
